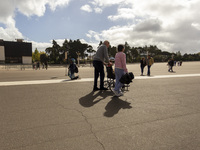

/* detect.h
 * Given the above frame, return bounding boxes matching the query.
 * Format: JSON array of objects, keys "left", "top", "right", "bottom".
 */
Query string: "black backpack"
[
  {"left": 119, "top": 72, "right": 134, "bottom": 84},
  {"left": 74, "top": 65, "right": 79, "bottom": 73}
]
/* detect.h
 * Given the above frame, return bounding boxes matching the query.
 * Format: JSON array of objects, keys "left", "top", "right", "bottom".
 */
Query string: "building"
[{"left": 0, "top": 39, "right": 32, "bottom": 64}]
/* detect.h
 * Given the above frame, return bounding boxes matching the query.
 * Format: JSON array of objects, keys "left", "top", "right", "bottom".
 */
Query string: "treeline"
[{"left": 32, "top": 39, "right": 200, "bottom": 64}]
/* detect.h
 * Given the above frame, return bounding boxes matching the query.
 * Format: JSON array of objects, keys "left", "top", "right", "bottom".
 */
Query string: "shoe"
[
  {"left": 93, "top": 87, "right": 100, "bottom": 91},
  {"left": 112, "top": 88, "right": 119, "bottom": 96},
  {"left": 100, "top": 87, "right": 108, "bottom": 90},
  {"left": 117, "top": 92, "right": 124, "bottom": 97}
]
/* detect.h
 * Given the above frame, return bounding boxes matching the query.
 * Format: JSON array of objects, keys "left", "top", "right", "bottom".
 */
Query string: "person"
[
  {"left": 93, "top": 40, "right": 110, "bottom": 91},
  {"left": 168, "top": 58, "right": 174, "bottom": 72},
  {"left": 68, "top": 58, "right": 79, "bottom": 80},
  {"left": 140, "top": 57, "right": 146, "bottom": 76},
  {"left": 112, "top": 44, "right": 128, "bottom": 97},
  {"left": 44, "top": 61, "right": 48, "bottom": 70},
  {"left": 146, "top": 55, "right": 154, "bottom": 76}
]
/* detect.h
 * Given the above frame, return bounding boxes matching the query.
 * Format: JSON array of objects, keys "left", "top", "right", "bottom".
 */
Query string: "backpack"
[
  {"left": 119, "top": 72, "right": 134, "bottom": 84},
  {"left": 74, "top": 65, "right": 79, "bottom": 73}
]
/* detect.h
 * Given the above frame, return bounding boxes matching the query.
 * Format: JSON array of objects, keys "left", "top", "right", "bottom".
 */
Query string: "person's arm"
[{"left": 103, "top": 47, "right": 109, "bottom": 63}]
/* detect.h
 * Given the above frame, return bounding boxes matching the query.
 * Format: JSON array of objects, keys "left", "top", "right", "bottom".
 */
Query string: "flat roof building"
[{"left": 0, "top": 39, "right": 32, "bottom": 64}]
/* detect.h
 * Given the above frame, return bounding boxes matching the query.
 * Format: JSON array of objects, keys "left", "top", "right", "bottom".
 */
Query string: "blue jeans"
[{"left": 114, "top": 68, "right": 125, "bottom": 93}]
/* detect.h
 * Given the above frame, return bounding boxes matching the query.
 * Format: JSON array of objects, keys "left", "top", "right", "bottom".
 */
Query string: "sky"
[{"left": 0, "top": 0, "right": 200, "bottom": 54}]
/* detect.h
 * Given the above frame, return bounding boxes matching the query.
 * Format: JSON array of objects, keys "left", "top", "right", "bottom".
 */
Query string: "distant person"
[
  {"left": 93, "top": 40, "right": 110, "bottom": 91},
  {"left": 68, "top": 58, "right": 79, "bottom": 80},
  {"left": 140, "top": 57, "right": 146, "bottom": 76},
  {"left": 146, "top": 55, "right": 154, "bottom": 76},
  {"left": 180, "top": 60, "right": 182, "bottom": 66},
  {"left": 112, "top": 44, "right": 128, "bottom": 97},
  {"left": 44, "top": 61, "right": 48, "bottom": 70},
  {"left": 36, "top": 62, "right": 40, "bottom": 70},
  {"left": 168, "top": 58, "right": 174, "bottom": 72}
]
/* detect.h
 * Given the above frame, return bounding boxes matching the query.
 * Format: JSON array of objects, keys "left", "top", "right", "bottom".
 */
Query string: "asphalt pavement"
[{"left": 0, "top": 62, "right": 200, "bottom": 150}]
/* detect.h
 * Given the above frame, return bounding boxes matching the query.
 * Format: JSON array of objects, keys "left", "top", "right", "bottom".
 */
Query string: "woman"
[
  {"left": 140, "top": 57, "right": 146, "bottom": 76},
  {"left": 112, "top": 44, "right": 128, "bottom": 97}
]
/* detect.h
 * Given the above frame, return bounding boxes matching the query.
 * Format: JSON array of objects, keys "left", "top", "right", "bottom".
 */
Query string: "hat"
[{"left": 71, "top": 58, "right": 75, "bottom": 63}]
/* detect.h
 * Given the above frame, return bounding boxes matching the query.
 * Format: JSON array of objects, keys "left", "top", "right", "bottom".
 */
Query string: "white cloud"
[
  {"left": 94, "top": 7, "right": 102, "bottom": 14},
  {"left": 80, "top": 5, "right": 92, "bottom": 12}
]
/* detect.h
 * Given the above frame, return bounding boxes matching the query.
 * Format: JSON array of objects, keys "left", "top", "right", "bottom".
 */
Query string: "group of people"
[
  {"left": 140, "top": 55, "right": 154, "bottom": 76},
  {"left": 92, "top": 40, "right": 129, "bottom": 97},
  {"left": 32, "top": 61, "right": 48, "bottom": 70}
]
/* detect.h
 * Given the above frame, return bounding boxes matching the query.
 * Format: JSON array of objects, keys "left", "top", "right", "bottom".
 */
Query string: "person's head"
[
  {"left": 103, "top": 40, "right": 110, "bottom": 48},
  {"left": 117, "top": 44, "right": 125, "bottom": 52},
  {"left": 71, "top": 58, "right": 75, "bottom": 64},
  {"left": 147, "top": 55, "right": 151, "bottom": 58}
]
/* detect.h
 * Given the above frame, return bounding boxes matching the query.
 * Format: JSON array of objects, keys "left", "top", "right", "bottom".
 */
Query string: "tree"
[
  {"left": 45, "top": 40, "right": 61, "bottom": 64},
  {"left": 32, "top": 48, "right": 40, "bottom": 62},
  {"left": 40, "top": 53, "right": 48, "bottom": 64}
]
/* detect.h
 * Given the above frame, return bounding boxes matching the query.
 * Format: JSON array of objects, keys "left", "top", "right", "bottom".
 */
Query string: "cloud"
[
  {"left": 80, "top": 5, "right": 92, "bottom": 12},
  {"left": 1, "top": 0, "right": 200, "bottom": 54},
  {"left": 0, "top": 0, "right": 71, "bottom": 50},
  {"left": 134, "top": 19, "right": 162, "bottom": 32}
]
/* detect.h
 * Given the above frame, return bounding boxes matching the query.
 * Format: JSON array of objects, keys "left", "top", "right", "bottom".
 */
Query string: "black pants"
[
  {"left": 147, "top": 65, "right": 151, "bottom": 75},
  {"left": 93, "top": 60, "right": 105, "bottom": 89}
]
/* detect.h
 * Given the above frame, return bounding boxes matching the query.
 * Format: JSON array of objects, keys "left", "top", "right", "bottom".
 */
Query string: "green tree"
[
  {"left": 32, "top": 48, "right": 40, "bottom": 62},
  {"left": 40, "top": 53, "right": 48, "bottom": 64},
  {"left": 45, "top": 40, "right": 61, "bottom": 64}
]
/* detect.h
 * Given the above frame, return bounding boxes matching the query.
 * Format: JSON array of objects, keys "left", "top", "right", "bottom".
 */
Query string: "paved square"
[{"left": 0, "top": 62, "right": 200, "bottom": 150}]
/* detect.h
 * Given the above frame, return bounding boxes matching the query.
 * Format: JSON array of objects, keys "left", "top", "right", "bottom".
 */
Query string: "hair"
[
  {"left": 117, "top": 44, "right": 124, "bottom": 52},
  {"left": 103, "top": 40, "right": 110, "bottom": 45}
]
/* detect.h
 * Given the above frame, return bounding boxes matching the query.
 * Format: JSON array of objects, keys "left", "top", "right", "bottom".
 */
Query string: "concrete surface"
[{"left": 0, "top": 62, "right": 200, "bottom": 150}]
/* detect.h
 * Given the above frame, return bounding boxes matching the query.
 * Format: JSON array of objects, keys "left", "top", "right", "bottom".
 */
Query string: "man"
[
  {"left": 93, "top": 40, "right": 110, "bottom": 91},
  {"left": 168, "top": 58, "right": 174, "bottom": 72},
  {"left": 146, "top": 55, "right": 154, "bottom": 76}
]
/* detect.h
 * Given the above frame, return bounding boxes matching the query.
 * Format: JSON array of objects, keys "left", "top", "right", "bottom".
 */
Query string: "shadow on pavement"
[
  {"left": 79, "top": 90, "right": 112, "bottom": 107},
  {"left": 104, "top": 97, "right": 132, "bottom": 117}
]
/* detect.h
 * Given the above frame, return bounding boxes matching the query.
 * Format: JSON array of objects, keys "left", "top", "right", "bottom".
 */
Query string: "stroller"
[
  {"left": 104, "top": 64, "right": 115, "bottom": 90},
  {"left": 104, "top": 62, "right": 130, "bottom": 91}
]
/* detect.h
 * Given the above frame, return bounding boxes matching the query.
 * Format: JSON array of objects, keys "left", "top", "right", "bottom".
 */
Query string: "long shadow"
[
  {"left": 79, "top": 90, "right": 112, "bottom": 107},
  {"left": 104, "top": 96, "right": 132, "bottom": 117}
]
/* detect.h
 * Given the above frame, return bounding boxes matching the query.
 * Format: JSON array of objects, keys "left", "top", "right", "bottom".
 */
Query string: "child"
[
  {"left": 112, "top": 44, "right": 128, "bottom": 96},
  {"left": 68, "top": 58, "right": 79, "bottom": 80}
]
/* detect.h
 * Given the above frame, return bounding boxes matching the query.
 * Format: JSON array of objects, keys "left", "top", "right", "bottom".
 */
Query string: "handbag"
[{"left": 119, "top": 72, "right": 134, "bottom": 84}]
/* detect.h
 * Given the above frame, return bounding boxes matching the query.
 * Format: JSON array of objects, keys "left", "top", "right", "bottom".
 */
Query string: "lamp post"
[
  {"left": 65, "top": 51, "right": 68, "bottom": 76},
  {"left": 76, "top": 51, "right": 80, "bottom": 67}
]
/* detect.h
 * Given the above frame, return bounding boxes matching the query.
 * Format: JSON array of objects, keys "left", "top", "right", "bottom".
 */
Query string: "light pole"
[{"left": 76, "top": 51, "right": 80, "bottom": 67}]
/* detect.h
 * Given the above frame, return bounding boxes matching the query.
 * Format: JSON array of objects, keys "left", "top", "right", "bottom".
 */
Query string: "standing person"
[
  {"left": 140, "top": 57, "right": 146, "bottom": 76},
  {"left": 168, "top": 58, "right": 174, "bottom": 72},
  {"left": 146, "top": 55, "right": 154, "bottom": 76},
  {"left": 112, "top": 44, "right": 128, "bottom": 97},
  {"left": 93, "top": 40, "right": 110, "bottom": 91}
]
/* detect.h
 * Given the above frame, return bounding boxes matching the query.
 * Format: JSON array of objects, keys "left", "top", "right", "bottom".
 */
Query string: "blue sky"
[{"left": 0, "top": 0, "right": 200, "bottom": 54}]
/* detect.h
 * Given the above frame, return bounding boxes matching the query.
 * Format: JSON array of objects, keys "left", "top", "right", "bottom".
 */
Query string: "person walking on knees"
[
  {"left": 93, "top": 40, "right": 110, "bottom": 91},
  {"left": 112, "top": 44, "right": 128, "bottom": 97},
  {"left": 146, "top": 55, "right": 154, "bottom": 76}
]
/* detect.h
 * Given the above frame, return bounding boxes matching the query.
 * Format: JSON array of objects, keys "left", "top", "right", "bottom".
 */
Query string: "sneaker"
[
  {"left": 117, "top": 92, "right": 124, "bottom": 97},
  {"left": 112, "top": 88, "right": 119, "bottom": 96}
]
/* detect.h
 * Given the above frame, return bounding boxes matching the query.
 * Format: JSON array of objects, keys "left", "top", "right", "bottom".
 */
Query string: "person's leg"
[
  {"left": 141, "top": 66, "right": 144, "bottom": 75},
  {"left": 114, "top": 68, "right": 124, "bottom": 93},
  {"left": 93, "top": 61, "right": 100, "bottom": 90},
  {"left": 147, "top": 65, "right": 150, "bottom": 75},
  {"left": 99, "top": 63, "right": 106, "bottom": 89}
]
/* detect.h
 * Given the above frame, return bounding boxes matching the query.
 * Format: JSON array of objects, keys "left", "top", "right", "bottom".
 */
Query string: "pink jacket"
[{"left": 115, "top": 52, "right": 128, "bottom": 73}]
